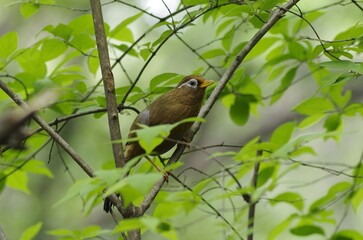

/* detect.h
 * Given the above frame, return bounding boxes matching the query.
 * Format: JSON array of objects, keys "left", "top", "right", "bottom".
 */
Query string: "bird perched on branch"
[{"left": 103, "top": 75, "right": 214, "bottom": 213}]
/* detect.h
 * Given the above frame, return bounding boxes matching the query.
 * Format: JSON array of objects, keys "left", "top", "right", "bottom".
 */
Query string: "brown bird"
[{"left": 103, "top": 75, "right": 214, "bottom": 212}]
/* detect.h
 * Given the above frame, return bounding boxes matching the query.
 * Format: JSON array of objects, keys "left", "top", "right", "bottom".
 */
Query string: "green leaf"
[
  {"left": 271, "top": 192, "right": 304, "bottom": 211},
  {"left": 272, "top": 131, "right": 340, "bottom": 158},
  {"left": 0, "top": 32, "right": 18, "bottom": 59},
  {"left": 149, "top": 73, "right": 181, "bottom": 90},
  {"left": 70, "top": 33, "right": 95, "bottom": 51},
  {"left": 80, "top": 225, "right": 101, "bottom": 238},
  {"left": 324, "top": 113, "right": 341, "bottom": 132},
  {"left": 136, "top": 124, "right": 173, "bottom": 154},
  {"left": 47, "top": 228, "right": 73, "bottom": 237},
  {"left": 229, "top": 95, "right": 250, "bottom": 126},
  {"left": 16, "top": 48, "right": 47, "bottom": 78},
  {"left": 298, "top": 114, "right": 325, "bottom": 128},
  {"left": 5, "top": 169, "right": 29, "bottom": 194},
  {"left": 111, "top": 12, "right": 143, "bottom": 43},
  {"left": 222, "top": 26, "right": 235, "bottom": 50},
  {"left": 68, "top": 14, "right": 94, "bottom": 35},
  {"left": 114, "top": 217, "right": 144, "bottom": 232},
  {"left": 136, "top": 117, "right": 204, "bottom": 154},
  {"left": 113, "top": 43, "right": 138, "bottom": 57},
  {"left": 293, "top": 11, "right": 324, "bottom": 34},
  {"left": 320, "top": 60, "right": 363, "bottom": 74},
  {"left": 245, "top": 37, "right": 279, "bottom": 61},
  {"left": 201, "top": 49, "right": 226, "bottom": 59},
  {"left": 40, "top": 38, "right": 67, "bottom": 61},
  {"left": 344, "top": 103, "right": 363, "bottom": 117},
  {"left": 270, "top": 121, "right": 296, "bottom": 148},
  {"left": 293, "top": 97, "right": 335, "bottom": 115},
  {"left": 88, "top": 49, "right": 99, "bottom": 74},
  {"left": 330, "top": 81, "right": 351, "bottom": 108},
  {"left": 270, "top": 67, "right": 298, "bottom": 104},
  {"left": 53, "top": 178, "right": 93, "bottom": 207},
  {"left": 288, "top": 41, "right": 306, "bottom": 60},
  {"left": 48, "top": 23, "right": 73, "bottom": 40},
  {"left": 21, "top": 159, "right": 53, "bottom": 178},
  {"left": 351, "top": 188, "right": 363, "bottom": 213},
  {"left": 20, "top": 3, "right": 39, "bottom": 18},
  {"left": 309, "top": 181, "right": 352, "bottom": 213},
  {"left": 331, "top": 229, "right": 363, "bottom": 240},
  {"left": 257, "top": 165, "right": 275, "bottom": 187},
  {"left": 268, "top": 215, "right": 294, "bottom": 240},
  {"left": 140, "top": 47, "right": 152, "bottom": 61},
  {"left": 290, "top": 224, "right": 325, "bottom": 236},
  {"left": 183, "top": 0, "right": 210, "bottom": 6},
  {"left": 20, "top": 222, "right": 43, "bottom": 240},
  {"left": 234, "top": 136, "right": 261, "bottom": 161}
]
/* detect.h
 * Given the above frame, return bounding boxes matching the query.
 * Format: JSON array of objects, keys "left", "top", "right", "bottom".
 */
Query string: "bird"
[{"left": 103, "top": 75, "right": 214, "bottom": 213}]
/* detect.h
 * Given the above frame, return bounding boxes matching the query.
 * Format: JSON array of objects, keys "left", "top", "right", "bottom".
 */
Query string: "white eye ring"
[{"left": 187, "top": 79, "right": 198, "bottom": 88}]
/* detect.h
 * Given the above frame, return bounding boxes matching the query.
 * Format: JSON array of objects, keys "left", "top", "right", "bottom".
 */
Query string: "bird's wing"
[
  {"left": 127, "top": 108, "right": 150, "bottom": 141},
  {"left": 135, "top": 108, "right": 150, "bottom": 125}
]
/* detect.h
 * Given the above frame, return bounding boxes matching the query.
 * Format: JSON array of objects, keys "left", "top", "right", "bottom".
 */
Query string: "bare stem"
[{"left": 90, "top": 0, "right": 125, "bottom": 168}]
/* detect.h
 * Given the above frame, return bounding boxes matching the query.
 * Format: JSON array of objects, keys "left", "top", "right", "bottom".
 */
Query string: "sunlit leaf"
[
  {"left": 293, "top": 97, "right": 335, "bottom": 115},
  {"left": 271, "top": 192, "right": 304, "bottom": 211},
  {"left": 20, "top": 3, "right": 39, "bottom": 18},
  {"left": 40, "top": 38, "right": 67, "bottom": 61},
  {"left": 270, "top": 121, "right": 296, "bottom": 148},
  {"left": 309, "top": 181, "right": 352, "bottom": 213},
  {"left": 331, "top": 229, "right": 363, "bottom": 240},
  {"left": 324, "top": 113, "right": 341, "bottom": 132},
  {"left": 201, "top": 49, "right": 226, "bottom": 59},
  {"left": 351, "top": 188, "right": 363, "bottom": 213},
  {"left": 0, "top": 32, "right": 18, "bottom": 59},
  {"left": 290, "top": 224, "right": 325, "bottom": 236},
  {"left": 268, "top": 215, "right": 294, "bottom": 240},
  {"left": 229, "top": 95, "right": 249, "bottom": 126},
  {"left": 20, "top": 222, "right": 43, "bottom": 240},
  {"left": 5, "top": 169, "right": 29, "bottom": 194}
]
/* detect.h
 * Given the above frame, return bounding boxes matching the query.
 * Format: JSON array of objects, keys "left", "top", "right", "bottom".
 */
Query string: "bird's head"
[{"left": 177, "top": 75, "right": 215, "bottom": 91}]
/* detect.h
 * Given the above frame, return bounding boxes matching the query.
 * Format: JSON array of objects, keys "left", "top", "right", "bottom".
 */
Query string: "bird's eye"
[{"left": 187, "top": 79, "right": 198, "bottom": 88}]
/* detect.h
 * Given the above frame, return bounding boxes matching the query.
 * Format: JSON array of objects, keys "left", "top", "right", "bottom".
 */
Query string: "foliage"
[{"left": 0, "top": 0, "right": 363, "bottom": 240}]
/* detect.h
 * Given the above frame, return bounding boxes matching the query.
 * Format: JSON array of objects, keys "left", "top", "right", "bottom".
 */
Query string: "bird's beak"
[{"left": 200, "top": 79, "right": 215, "bottom": 88}]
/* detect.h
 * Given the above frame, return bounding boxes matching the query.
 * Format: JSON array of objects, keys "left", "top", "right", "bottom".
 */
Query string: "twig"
[
  {"left": 247, "top": 150, "right": 261, "bottom": 240},
  {"left": 351, "top": 0, "right": 363, "bottom": 11},
  {"left": 90, "top": 0, "right": 125, "bottom": 168},
  {"left": 0, "top": 225, "right": 7, "bottom": 240},
  {"left": 170, "top": 172, "right": 245, "bottom": 240}
]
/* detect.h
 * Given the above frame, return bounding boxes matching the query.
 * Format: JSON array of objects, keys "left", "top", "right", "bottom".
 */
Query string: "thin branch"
[
  {"left": 278, "top": 5, "right": 340, "bottom": 60},
  {"left": 175, "top": 33, "right": 223, "bottom": 77},
  {"left": 139, "top": 0, "right": 301, "bottom": 217},
  {"left": 169, "top": 172, "right": 245, "bottom": 240},
  {"left": 247, "top": 150, "right": 261, "bottom": 240},
  {"left": 351, "top": 0, "right": 363, "bottom": 11},
  {"left": 90, "top": 0, "right": 125, "bottom": 168},
  {"left": 0, "top": 225, "right": 7, "bottom": 240}
]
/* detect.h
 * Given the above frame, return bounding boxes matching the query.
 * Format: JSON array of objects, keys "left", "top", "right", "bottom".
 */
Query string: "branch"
[
  {"left": 247, "top": 150, "right": 261, "bottom": 240},
  {"left": 90, "top": 0, "right": 125, "bottom": 168},
  {"left": 0, "top": 80, "right": 95, "bottom": 178},
  {"left": 0, "top": 225, "right": 7, "bottom": 240},
  {"left": 139, "top": 0, "right": 301, "bottom": 215}
]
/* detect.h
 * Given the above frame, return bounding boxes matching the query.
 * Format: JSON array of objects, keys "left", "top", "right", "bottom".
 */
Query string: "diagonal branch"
[
  {"left": 139, "top": 0, "right": 301, "bottom": 215},
  {"left": 0, "top": 80, "right": 95, "bottom": 178},
  {"left": 90, "top": 0, "right": 125, "bottom": 168}
]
